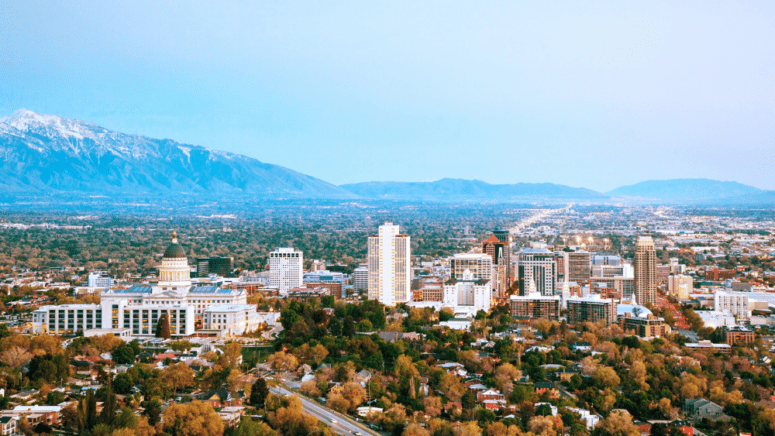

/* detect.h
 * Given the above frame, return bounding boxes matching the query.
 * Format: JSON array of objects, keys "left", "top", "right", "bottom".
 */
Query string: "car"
[{"left": 354, "top": 432, "right": 362, "bottom": 436}]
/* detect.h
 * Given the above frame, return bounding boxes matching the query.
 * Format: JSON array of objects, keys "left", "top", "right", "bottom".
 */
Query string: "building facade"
[
  {"left": 509, "top": 292, "right": 561, "bottom": 321},
  {"left": 352, "top": 265, "right": 369, "bottom": 291},
  {"left": 269, "top": 248, "right": 303, "bottom": 296},
  {"left": 442, "top": 270, "right": 491, "bottom": 317},
  {"left": 634, "top": 236, "right": 657, "bottom": 306},
  {"left": 668, "top": 274, "right": 693, "bottom": 300},
  {"left": 714, "top": 291, "right": 750, "bottom": 320},
  {"left": 517, "top": 248, "right": 556, "bottom": 296},
  {"left": 367, "top": 222, "right": 411, "bottom": 307},
  {"left": 566, "top": 295, "right": 617, "bottom": 326}
]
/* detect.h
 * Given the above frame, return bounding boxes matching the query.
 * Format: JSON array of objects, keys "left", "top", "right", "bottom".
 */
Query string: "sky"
[{"left": 1, "top": 1, "right": 774, "bottom": 192}]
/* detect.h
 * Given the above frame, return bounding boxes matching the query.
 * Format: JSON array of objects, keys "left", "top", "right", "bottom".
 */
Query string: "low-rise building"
[
  {"left": 566, "top": 295, "right": 616, "bottom": 326},
  {"left": 620, "top": 314, "right": 670, "bottom": 338},
  {"left": 509, "top": 292, "right": 561, "bottom": 321},
  {"left": 722, "top": 326, "right": 755, "bottom": 346}
]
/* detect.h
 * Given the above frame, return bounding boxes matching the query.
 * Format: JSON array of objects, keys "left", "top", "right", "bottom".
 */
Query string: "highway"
[{"left": 270, "top": 385, "right": 380, "bottom": 436}]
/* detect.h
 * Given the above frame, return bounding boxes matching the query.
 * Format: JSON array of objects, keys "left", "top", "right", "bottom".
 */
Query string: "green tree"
[
  {"left": 250, "top": 378, "right": 270, "bottom": 409},
  {"left": 100, "top": 389, "right": 117, "bottom": 425}
]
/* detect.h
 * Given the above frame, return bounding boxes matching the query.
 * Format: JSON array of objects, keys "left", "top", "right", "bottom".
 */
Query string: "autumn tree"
[
  {"left": 219, "top": 342, "right": 242, "bottom": 369},
  {"left": 1, "top": 346, "right": 33, "bottom": 383},
  {"left": 267, "top": 351, "right": 299, "bottom": 374},
  {"left": 423, "top": 396, "right": 442, "bottom": 418},
  {"left": 494, "top": 363, "right": 521, "bottom": 396},
  {"left": 594, "top": 410, "right": 640, "bottom": 436},
  {"left": 162, "top": 400, "right": 224, "bottom": 436},
  {"left": 528, "top": 415, "right": 556, "bottom": 436},
  {"left": 439, "top": 372, "right": 466, "bottom": 402},
  {"left": 161, "top": 362, "right": 195, "bottom": 395},
  {"left": 404, "top": 423, "right": 431, "bottom": 436}
]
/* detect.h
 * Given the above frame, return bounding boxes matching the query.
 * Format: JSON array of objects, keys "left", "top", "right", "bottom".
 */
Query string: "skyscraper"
[
  {"left": 483, "top": 229, "right": 512, "bottom": 296},
  {"left": 451, "top": 253, "right": 493, "bottom": 282},
  {"left": 367, "top": 222, "right": 411, "bottom": 307},
  {"left": 567, "top": 250, "right": 591, "bottom": 285},
  {"left": 517, "top": 248, "right": 556, "bottom": 296},
  {"left": 269, "top": 248, "right": 303, "bottom": 296},
  {"left": 634, "top": 236, "right": 657, "bottom": 306}
]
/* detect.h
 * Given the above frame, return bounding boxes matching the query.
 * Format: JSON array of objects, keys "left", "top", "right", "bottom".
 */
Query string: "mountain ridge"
[{"left": 607, "top": 178, "right": 764, "bottom": 202}]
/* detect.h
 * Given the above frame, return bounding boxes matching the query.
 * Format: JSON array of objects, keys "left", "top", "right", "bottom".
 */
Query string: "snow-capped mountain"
[{"left": 0, "top": 109, "right": 356, "bottom": 199}]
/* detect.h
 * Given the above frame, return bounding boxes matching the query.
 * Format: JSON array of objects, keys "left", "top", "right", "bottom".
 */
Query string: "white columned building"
[{"left": 269, "top": 248, "right": 303, "bottom": 296}]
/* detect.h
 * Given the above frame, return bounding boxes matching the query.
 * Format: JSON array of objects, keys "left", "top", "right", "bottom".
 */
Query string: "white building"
[
  {"left": 204, "top": 304, "right": 262, "bottom": 337},
  {"left": 269, "top": 248, "right": 303, "bottom": 296},
  {"left": 33, "top": 232, "right": 255, "bottom": 337},
  {"left": 517, "top": 248, "right": 556, "bottom": 296},
  {"left": 668, "top": 274, "right": 693, "bottom": 300},
  {"left": 714, "top": 291, "right": 750, "bottom": 320},
  {"left": 442, "top": 270, "right": 492, "bottom": 317},
  {"left": 367, "top": 222, "right": 411, "bottom": 307},
  {"left": 87, "top": 272, "right": 112, "bottom": 289},
  {"left": 697, "top": 310, "right": 736, "bottom": 329}
]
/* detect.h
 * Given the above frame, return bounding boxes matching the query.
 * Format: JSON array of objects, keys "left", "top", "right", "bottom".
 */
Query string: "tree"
[
  {"left": 232, "top": 418, "right": 277, "bottom": 436},
  {"left": 268, "top": 351, "right": 299, "bottom": 373},
  {"left": 156, "top": 312, "right": 171, "bottom": 339},
  {"left": 404, "top": 423, "right": 430, "bottom": 436},
  {"left": 494, "top": 363, "right": 521, "bottom": 396},
  {"left": 112, "top": 344, "right": 136, "bottom": 364},
  {"left": 1, "top": 346, "right": 32, "bottom": 383},
  {"left": 142, "top": 399, "right": 163, "bottom": 426},
  {"left": 162, "top": 400, "right": 224, "bottom": 436},
  {"left": 439, "top": 372, "right": 466, "bottom": 402},
  {"left": 592, "top": 367, "right": 620, "bottom": 389},
  {"left": 250, "top": 378, "right": 270, "bottom": 408},
  {"left": 528, "top": 415, "right": 556, "bottom": 436},
  {"left": 423, "top": 396, "right": 442, "bottom": 418},
  {"left": 86, "top": 390, "right": 98, "bottom": 430},
  {"left": 91, "top": 334, "right": 124, "bottom": 354},
  {"left": 162, "top": 362, "right": 195, "bottom": 395},
  {"left": 100, "top": 389, "right": 117, "bottom": 425},
  {"left": 220, "top": 342, "right": 242, "bottom": 369},
  {"left": 462, "top": 391, "right": 476, "bottom": 420},
  {"left": 113, "top": 373, "right": 135, "bottom": 395},
  {"left": 594, "top": 410, "right": 640, "bottom": 436}
]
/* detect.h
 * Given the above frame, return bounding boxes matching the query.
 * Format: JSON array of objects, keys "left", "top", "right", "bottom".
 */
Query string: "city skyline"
[{"left": 1, "top": 2, "right": 774, "bottom": 191}]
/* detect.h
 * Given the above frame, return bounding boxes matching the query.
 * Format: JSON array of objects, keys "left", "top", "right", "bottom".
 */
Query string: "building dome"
[{"left": 163, "top": 232, "right": 187, "bottom": 259}]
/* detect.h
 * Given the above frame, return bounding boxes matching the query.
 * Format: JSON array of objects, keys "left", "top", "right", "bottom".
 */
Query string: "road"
[{"left": 270, "top": 385, "right": 380, "bottom": 436}]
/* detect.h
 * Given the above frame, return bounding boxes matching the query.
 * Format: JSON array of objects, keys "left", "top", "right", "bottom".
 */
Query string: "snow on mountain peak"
[{"left": 1, "top": 108, "right": 104, "bottom": 140}]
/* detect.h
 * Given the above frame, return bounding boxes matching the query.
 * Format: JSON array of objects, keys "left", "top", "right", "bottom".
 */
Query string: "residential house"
[
  {"left": 567, "top": 407, "right": 600, "bottom": 429},
  {"left": 534, "top": 402, "right": 558, "bottom": 416},
  {"left": 217, "top": 406, "right": 245, "bottom": 427},
  {"left": 683, "top": 399, "right": 729, "bottom": 422},
  {"left": 2, "top": 405, "right": 61, "bottom": 426},
  {"left": 477, "top": 389, "right": 505, "bottom": 402},
  {"left": 535, "top": 382, "right": 559, "bottom": 399},
  {"left": 198, "top": 389, "right": 244, "bottom": 408},
  {"left": 0, "top": 416, "right": 17, "bottom": 436}
]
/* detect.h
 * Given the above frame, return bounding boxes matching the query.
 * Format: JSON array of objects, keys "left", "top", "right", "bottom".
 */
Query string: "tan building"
[
  {"left": 634, "top": 237, "right": 657, "bottom": 306},
  {"left": 567, "top": 295, "right": 617, "bottom": 326},
  {"left": 509, "top": 292, "right": 560, "bottom": 321},
  {"left": 722, "top": 326, "right": 755, "bottom": 346},
  {"left": 368, "top": 222, "right": 411, "bottom": 307},
  {"left": 620, "top": 314, "right": 670, "bottom": 338},
  {"left": 668, "top": 274, "right": 693, "bottom": 300}
]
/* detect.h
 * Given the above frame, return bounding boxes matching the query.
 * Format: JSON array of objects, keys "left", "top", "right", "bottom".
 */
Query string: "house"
[
  {"left": 198, "top": 389, "right": 243, "bottom": 408},
  {"left": 354, "top": 370, "right": 373, "bottom": 385},
  {"left": 356, "top": 406, "right": 383, "bottom": 417},
  {"left": 483, "top": 399, "right": 507, "bottom": 411},
  {"left": 217, "top": 406, "right": 245, "bottom": 427},
  {"left": 0, "top": 416, "right": 17, "bottom": 436},
  {"left": 571, "top": 342, "right": 592, "bottom": 352},
  {"left": 477, "top": 389, "right": 505, "bottom": 402},
  {"left": 683, "top": 399, "right": 730, "bottom": 422},
  {"left": 567, "top": 407, "right": 600, "bottom": 429},
  {"left": 535, "top": 382, "right": 559, "bottom": 399},
  {"left": 2, "top": 405, "right": 62, "bottom": 426},
  {"left": 555, "top": 368, "right": 578, "bottom": 382}
]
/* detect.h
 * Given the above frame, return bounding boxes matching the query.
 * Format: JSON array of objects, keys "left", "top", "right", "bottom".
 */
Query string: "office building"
[
  {"left": 566, "top": 295, "right": 617, "bottom": 326},
  {"left": 567, "top": 250, "right": 591, "bottom": 285},
  {"left": 722, "top": 326, "right": 755, "bottom": 346},
  {"left": 483, "top": 230, "right": 512, "bottom": 297},
  {"left": 197, "top": 257, "right": 233, "bottom": 277},
  {"left": 451, "top": 253, "right": 493, "bottom": 282},
  {"left": 442, "top": 270, "right": 492, "bottom": 317},
  {"left": 367, "top": 222, "right": 411, "bottom": 307},
  {"left": 517, "top": 248, "right": 556, "bottom": 296},
  {"left": 668, "top": 275, "right": 693, "bottom": 300},
  {"left": 634, "top": 236, "right": 657, "bottom": 306},
  {"left": 620, "top": 314, "right": 670, "bottom": 338},
  {"left": 353, "top": 265, "right": 369, "bottom": 291},
  {"left": 269, "top": 248, "right": 303, "bottom": 296},
  {"left": 509, "top": 289, "right": 561, "bottom": 321},
  {"left": 87, "top": 273, "right": 112, "bottom": 289},
  {"left": 714, "top": 291, "right": 750, "bottom": 320}
]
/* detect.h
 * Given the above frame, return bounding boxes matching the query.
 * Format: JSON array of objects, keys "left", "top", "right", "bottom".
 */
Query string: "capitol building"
[{"left": 33, "top": 233, "right": 269, "bottom": 337}]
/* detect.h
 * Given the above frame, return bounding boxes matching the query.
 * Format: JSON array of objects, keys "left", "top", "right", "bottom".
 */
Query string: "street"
[{"left": 270, "top": 385, "right": 380, "bottom": 436}]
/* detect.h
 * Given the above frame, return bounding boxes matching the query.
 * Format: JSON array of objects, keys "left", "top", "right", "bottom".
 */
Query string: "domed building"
[{"left": 33, "top": 232, "right": 264, "bottom": 338}]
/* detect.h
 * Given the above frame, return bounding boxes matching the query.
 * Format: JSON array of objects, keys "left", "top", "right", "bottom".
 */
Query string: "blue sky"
[{"left": 1, "top": 1, "right": 774, "bottom": 191}]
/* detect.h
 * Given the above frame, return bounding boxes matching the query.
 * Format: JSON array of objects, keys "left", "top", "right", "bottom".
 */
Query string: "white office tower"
[
  {"left": 367, "top": 222, "right": 411, "bottom": 307},
  {"left": 517, "top": 248, "right": 556, "bottom": 296},
  {"left": 269, "top": 248, "right": 304, "bottom": 296},
  {"left": 443, "top": 269, "right": 491, "bottom": 317},
  {"left": 668, "top": 274, "right": 693, "bottom": 300},
  {"left": 714, "top": 291, "right": 750, "bottom": 320}
]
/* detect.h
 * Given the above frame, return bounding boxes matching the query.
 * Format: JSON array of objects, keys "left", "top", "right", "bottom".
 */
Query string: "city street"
[{"left": 270, "top": 385, "right": 380, "bottom": 436}]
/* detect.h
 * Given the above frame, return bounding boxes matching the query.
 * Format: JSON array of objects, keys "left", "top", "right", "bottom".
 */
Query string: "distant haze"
[{"left": 1, "top": 1, "right": 774, "bottom": 191}]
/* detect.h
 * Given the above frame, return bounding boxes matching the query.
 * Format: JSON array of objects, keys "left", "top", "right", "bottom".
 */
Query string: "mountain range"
[{"left": 1, "top": 109, "right": 772, "bottom": 205}]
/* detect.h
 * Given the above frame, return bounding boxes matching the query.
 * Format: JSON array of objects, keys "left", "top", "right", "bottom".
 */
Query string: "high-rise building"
[
  {"left": 714, "top": 291, "right": 750, "bottom": 320},
  {"left": 567, "top": 250, "right": 591, "bottom": 285},
  {"left": 634, "top": 236, "right": 657, "bottom": 306},
  {"left": 517, "top": 248, "right": 556, "bottom": 296},
  {"left": 269, "top": 248, "right": 303, "bottom": 296},
  {"left": 353, "top": 265, "right": 369, "bottom": 291},
  {"left": 667, "top": 274, "right": 693, "bottom": 300},
  {"left": 442, "top": 270, "right": 492, "bottom": 316},
  {"left": 451, "top": 253, "right": 493, "bottom": 282},
  {"left": 483, "top": 230, "right": 512, "bottom": 297},
  {"left": 197, "top": 257, "right": 233, "bottom": 277},
  {"left": 367, "top": 222, "right": 411, "bottom": 307}
]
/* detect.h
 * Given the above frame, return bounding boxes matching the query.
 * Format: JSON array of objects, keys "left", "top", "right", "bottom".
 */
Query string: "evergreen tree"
[
  {"left": 100, "top": 388, "right": 117, "bottom": 425},
  {"left": 342, "top": 316, "right": 355, "bottom": 337},
  {"left": 142, "top": 399, "right": 162, "bottom": 426},
  {"left": 462, "top": 390, "right": 476, "bottom": 421},
  {"left": 250, "top": 378, "right": 269, "bottom": 408},
  {"left": 85, "top": 390, "right": 98, "bottom": 430},
  {"left": 156, "top": 313, "right": 171, "bottom": 339}
]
